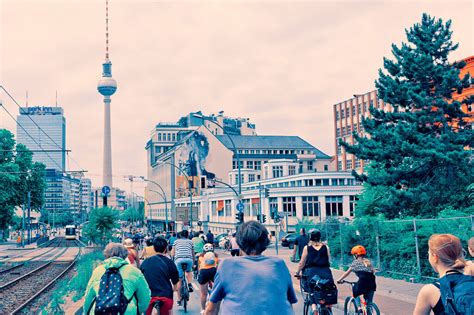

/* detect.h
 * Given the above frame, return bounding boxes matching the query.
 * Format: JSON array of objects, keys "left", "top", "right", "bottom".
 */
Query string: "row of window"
[
  {"left": 157, "top": 132, "right": 183, "bottom": 142},
  {"left": 335, "top": 100, "right": 381, "bottom": 121},
  {"left": 336, "top": 123, "right": 365, "bottom": 138},
  {"left": 233, "top": 160, "right": 262, "bottom": 170},
  {"left": 336, "top": 159, "right": 365, "bottom": 171},
  {"left": 244, "top": 177, "right": 358, "bottom": 191},
  {"left": 236, "top": 149, "right": 313, "bottom": 155}
]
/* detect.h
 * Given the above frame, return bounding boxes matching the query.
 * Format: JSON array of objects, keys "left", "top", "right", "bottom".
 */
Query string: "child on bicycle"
[
  {"left": 336, "top": 245, "right": 377, "bottom": 306},
  {"left": 198, "top": 243, "right": 219, "bottom": 314}
]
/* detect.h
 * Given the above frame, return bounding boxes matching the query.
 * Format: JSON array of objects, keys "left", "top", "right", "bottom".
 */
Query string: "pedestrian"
[
  {"left": 168, "top": 232, "right": 177, "bottom": 251},
  {"left": 466, "top": 237, "right": 474, "bottom": 275},
  {"left": 414, "top": 234, "right": 474, "bottom": 315},
  {"left": 140, "top": 238, "right": 157, "bottom": 261},
  {"left": 206, "top": 230, "right": 214, "bottom": 245},
  {"left": 124, "top": 238, "right": 140, "bottom": 268},
  {"left": 170, "top": 230, "right": 195, "bottom": 305},
  {"left": 141, "top": 237, "right": 179, "bottom": 315},
  {"left": 205, "top": 221, "right": 297, "bottom": 315},
  {"left": 230, "top": 233, "right": 240, "bottom": 257},
  {"left": 292, "top": 228, "right": 309, "bottom": 262},
  {"left": 16, "top": 235, "right": 22, "bottom": 247},
  {"left": 83, "top": 243, "right": 150, "bottom": 314}
]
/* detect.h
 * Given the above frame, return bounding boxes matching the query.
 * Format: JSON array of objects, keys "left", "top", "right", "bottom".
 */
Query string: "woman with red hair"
[{"left": 414, "top": 234, "right": 473, "bottom": 315}]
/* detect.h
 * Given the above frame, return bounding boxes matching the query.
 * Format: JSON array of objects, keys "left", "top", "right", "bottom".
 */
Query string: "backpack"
[
  {"left": 438, "top": 270, "right": 474, "bottom": 315},
  {"left": 88, "top": 265, "right": 135, "bottom": 315}
]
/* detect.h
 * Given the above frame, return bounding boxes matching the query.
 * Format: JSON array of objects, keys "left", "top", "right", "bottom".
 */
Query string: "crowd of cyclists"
[{"left": 82, "top": 221, "right": 473, "bottom": 315}]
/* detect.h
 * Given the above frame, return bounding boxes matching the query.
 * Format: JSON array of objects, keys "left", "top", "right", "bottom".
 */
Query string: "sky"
[{"left": 0, "top": 0, "right": 472, "bottom": 193}]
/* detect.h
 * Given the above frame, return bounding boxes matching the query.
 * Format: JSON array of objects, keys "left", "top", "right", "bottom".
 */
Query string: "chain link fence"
[{"left": 295, "top": 215, "right": 473, "bottom": 281}]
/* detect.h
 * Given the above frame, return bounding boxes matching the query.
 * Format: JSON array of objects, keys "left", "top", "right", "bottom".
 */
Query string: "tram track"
[{"left": 0, "top": 247, "right": 81, "bottom": 314}]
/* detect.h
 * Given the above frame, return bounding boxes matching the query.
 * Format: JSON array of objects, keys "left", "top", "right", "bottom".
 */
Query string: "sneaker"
[
  {"left": 177, "top": 300, "right": 182, "bottom": 306},
  {"left": 188, "top": 283, "right": 194, "bottom": 292}
]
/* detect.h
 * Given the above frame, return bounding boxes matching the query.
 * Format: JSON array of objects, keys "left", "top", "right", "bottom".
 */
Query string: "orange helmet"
[{"left": 351, "top": 245, "right": 366, "bottom": 256}]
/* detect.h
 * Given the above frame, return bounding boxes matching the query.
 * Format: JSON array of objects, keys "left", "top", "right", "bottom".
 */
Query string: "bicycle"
[
  {"left": 179, "top": 262, "right": 191, "bottom": 313},
  {"left": 295, "top": 274, "right": 335, "bottom": 315},
  {"left": 338, "top": 280, "right": 380, "bottom": 315}
]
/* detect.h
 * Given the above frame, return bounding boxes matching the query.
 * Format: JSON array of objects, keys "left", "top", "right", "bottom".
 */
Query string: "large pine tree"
[{"left": 342, "top": 14, "right": 474, "bottom": 219}]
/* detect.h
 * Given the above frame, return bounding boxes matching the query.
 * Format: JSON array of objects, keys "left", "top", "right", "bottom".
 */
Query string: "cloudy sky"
[{"left": 0, "top": 0, "right": 472, "bottom": 192}]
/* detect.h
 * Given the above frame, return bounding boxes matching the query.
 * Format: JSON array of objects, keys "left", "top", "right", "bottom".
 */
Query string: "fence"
[{"left": 296, "top": 215, "right": 473, "bottom": 281}]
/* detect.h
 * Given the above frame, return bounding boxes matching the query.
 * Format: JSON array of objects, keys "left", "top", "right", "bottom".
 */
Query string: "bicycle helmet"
[
  {"left": 203, "top": 243, "right": 214, "bottom": 252},
  {"left": 351, "top": 245, "right": 366, "bottom": 256}
]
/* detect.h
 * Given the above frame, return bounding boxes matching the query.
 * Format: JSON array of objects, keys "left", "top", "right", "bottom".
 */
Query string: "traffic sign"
[
  {"left": 102, "top": 186, "right": 111, "bottom": 196},
  {"left": 236, "top": 202, "right": 244, "bottom": 212}
]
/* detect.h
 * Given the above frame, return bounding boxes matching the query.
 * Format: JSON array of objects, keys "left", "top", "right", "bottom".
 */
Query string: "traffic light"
[
  {"left": 256, "top": 214, "right": 261, "bottom": 222},
  {"left": 262, "top": 214, "right": 267, "bottom": 223},
  {"left": 235, "top": 211, "right": 244, "bottom": 223},
  {"left": 264, "top": 188, "right": 270, "bottom": 198},
  {"left": 200, "top": 176, "right": 206, "bottom": 189}
]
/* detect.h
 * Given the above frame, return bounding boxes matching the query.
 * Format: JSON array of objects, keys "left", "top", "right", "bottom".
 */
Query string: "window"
[
  {"left": 255, "top": 161, "right": 262, "bottom": 170},
  {"left": 325, "top": 196, "right": 343, "bottom": 216},
  {"left": 322, "top": 179, "right": 330, "bottom": 186},
  {"left": 355, "top": 160, "right": 361, "bottom": 169},
  {"left": 299, "top": 161, "right": 304, "bottom": 173},
  {"left": 346, "top": 108, "right": 350, "bottom": 117},
  {"left": 363, "top": 102, "right": 367, "bottom": 112},
  {"left": 346, "top": 159, "right": 352, "bottom": 170},
  {"left": 337, "top": 143, "right": 342, "bottom": 155},
  {"left": 158, "top": 133, "right": 162, "bottom": 141},
  {"left": 335, "top": 111, "right": 339, "bottom": 121},
  {"left": 324, "top": 164, "right": 329, "bottom": 171},
  {"left": 303, "top": 196, "right": 319, "bottom": 217},
  {"left": 304, "top": 179, "right": 313, "bottom": 187},
  {"left": 358, "top": 104, "right": 361, "bottom": 114},
  {"left": 248, "top": 174, "right": 255, "bottom": 182},
  {"left": 243, "top": 199, "right": 250, "bottom": 216},
  {"left": 341, "top": 126, "right": 345, "bottom": 137},
  {"left": 289, "top": 165, "right": 296, "bottom": 176},
  {"left": 349, "top": 195, "right": 358, "bottom": 216},
  {"left": 336, "top": 128, "right": 340, "bottom": 137},
  {"left": 370, "top": 100, "right": 374, "bottom": 108},
  {"left": 352, "top": 106, "right": 356, "bottom": 116},
  {"left": 341, "top": 110, "right": 345, "bottom": 119},
  {"left": 347, "top": 125, "right": 352, "bottom": 134},
  {"left": 172, "top": 133, "right": 176, "bottom": 141},
  {"left": 269, "top": 197, "right": 278, "bottom": 216},
  {"left": 282, "top": 197, "right": 296, "bottom": 216},
  {"left": 211, "top": 201, "right": 217, "bottom": 217},
  {"left": 307, "top": 161, "right": 313, "bottom": 171},
  {"left": 236, "top": 174, "right": 244, "bottom": 185},
  {"left": 272, "top": 166, "right": 283, "bottom": 178},
  {"left": 246, "top": 161, "right": 254, "bottom": 169},
  {"left": 232, "top": 160, "right": 244, "bottom": 170}
]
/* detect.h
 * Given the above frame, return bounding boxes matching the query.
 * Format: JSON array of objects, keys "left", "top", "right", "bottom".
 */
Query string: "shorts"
[
  {"left": 146, "top": 296, "right": 173, "bottom": 315},
  {"left": 175, "top": 258, "right": 193, "bottom": 278},
  {"left": 198, "top": 267, "right": 217, "bottom": 285},
  {"left": 230, "top": 249, "right": 239, "bottom": 256}
]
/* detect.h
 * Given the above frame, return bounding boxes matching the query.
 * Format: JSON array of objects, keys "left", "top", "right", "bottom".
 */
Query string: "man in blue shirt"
[{"left": 205, "top": 221, "right": 297, "bottom": 314}]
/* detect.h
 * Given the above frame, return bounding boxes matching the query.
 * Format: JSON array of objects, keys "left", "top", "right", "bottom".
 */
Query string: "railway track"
[{"left": 0, "top": 248, "right": 81, "bottom": 314}]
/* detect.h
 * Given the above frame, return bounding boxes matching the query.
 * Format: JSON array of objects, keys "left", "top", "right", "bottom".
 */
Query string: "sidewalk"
[{"left": 267, "top": 246, "right": 421, "bottom": 314}]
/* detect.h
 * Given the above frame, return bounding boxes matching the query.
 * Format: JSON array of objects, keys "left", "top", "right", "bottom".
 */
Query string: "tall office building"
[{"left": 17, "top": 106, "right": 66, "bottom": 171}]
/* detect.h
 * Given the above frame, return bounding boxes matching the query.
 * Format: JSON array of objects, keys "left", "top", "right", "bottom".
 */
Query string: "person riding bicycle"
[
  {"left": 197, "top": 243, "right": 219, "bottom": 314},
  {"left": 192, "top": 232, "right": 206, "bottom": 275},
  {"left": 295, "top": 229, "right": 335, "bottom": 312},
  {"left": 170, "top": 230, "right": 195, "bottom": 305},
  {"left": 336, "top": 245, "right": 377, "bottom": 306},
  {"left": 141, "top": 237, "right": 179, "bottom": 315}
]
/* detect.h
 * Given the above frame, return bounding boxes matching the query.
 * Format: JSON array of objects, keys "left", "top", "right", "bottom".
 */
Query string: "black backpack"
[
  {"left": 88, "top": 265, "right": 135, "bottom": 315},
  {"left": 438, "top": 270, "right": 474, "bottom": 315}
]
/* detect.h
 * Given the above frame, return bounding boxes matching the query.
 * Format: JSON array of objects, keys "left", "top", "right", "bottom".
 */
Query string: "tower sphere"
[{"left": 97, "top": 77, "right": 117, "bottom": 96}]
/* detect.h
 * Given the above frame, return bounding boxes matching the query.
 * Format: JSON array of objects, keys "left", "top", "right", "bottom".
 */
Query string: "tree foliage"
[
  {"left": 341, "top": 14, "right": 474, "bottom": 218},
  {"left": 0, "top": 129, "right": 46, "bottom": 234},
  {"left": 83, "top": 207, "right": 120, "bottom": 245},
  {"left": 120, "top": 202, "right": 145, "bottom": 223}
]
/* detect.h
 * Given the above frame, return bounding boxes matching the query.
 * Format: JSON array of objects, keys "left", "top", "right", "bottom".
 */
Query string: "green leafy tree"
[
  {"left": 83, "top": 207, "right": 120, "bottom": 245},
  {"left": 121, "top": 202, "right": 145, "bottom": 223},
  {"left": 0, "top": 129, "right": 46, "bottom": 239},
  {"left": 342, "top": 14, "right": 474, "bottom": 218}
]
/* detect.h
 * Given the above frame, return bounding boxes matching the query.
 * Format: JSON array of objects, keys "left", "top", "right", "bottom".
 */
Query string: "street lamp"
[
  {"left": 192, "top": 113, "right": 242, "bottom": 196},
  {"left": 156, "top": 161, "right": 194, "bottom": 230},
  {"left": 149, "top": 189, "right": 168, "bottom": 231},
  {"left": 135, "top": 176, "right": 169, "bottom": 232}
]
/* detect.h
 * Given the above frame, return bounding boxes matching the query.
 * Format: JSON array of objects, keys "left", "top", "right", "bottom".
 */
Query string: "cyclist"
[
  {"left": 295, "top": 229, "right": 334, "bottom": 313},
  {"left": 414, "top": 234, "right": 472, "bottom": 315},
  {"left": 140, "top": 238, "right": 157, "bottom": 261},
  {"left": 230, "top": 233, "right": 240, "bottom": 257},
  {"left": 141, "top": 237, "right": 179, "bottom": 315},
  {"left": 336, "top": 245, "right": 376, "bottom": 307},
  {"left": 170, "top": 230, "right": 195, "bottom": 305},
  {"left": 197, "top": 243, "right": 219, "bottom": 314}
]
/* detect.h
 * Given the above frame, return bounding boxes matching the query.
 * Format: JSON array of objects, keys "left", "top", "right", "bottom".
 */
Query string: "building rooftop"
[{"left": 215, "top": 135, "right": 331, "bottom": 159}]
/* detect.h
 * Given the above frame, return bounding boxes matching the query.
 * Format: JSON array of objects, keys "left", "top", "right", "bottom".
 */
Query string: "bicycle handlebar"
[{"left": 337, "top": 280, "right": 357, "bottom": 285}]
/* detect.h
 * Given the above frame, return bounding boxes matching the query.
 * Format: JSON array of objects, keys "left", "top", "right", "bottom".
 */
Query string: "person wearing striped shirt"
[{"left": 171, "top": 230, "right": 195, "bottom": 304}]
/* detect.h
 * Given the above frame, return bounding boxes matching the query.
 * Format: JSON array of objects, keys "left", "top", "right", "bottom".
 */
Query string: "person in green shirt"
[
  {"left": 192, "top": 232, "right": 205, "bottom": 254},
  {"left": 83, "top": 243, "right": 151, "bottom": 315}
]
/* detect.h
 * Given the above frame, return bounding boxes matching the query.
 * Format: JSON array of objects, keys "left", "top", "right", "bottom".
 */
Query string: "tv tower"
[{"left": 97, "top": 0, "right": 117, "bottom": 188}]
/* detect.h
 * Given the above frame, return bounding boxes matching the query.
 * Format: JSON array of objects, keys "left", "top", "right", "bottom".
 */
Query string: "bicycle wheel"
[
  {"left": 151, "top": 303, "right": 160, "bottom": 315},
  {"left": 344, "top": 297, "right": 360, "bottom": 315},
  {"left": 299, "top": 277, "right": 306, "bottom": 300},
  {"left": 366, "top": 303, "right": 380, "bottom": 315},
  {"left": 303, "top": 299, "right": 309, "bottom": 315},
  {"left": 319, "top": 306, "right": 333, "bottom": 315},
  {"left": 183, "top": 296, "right": 188, "bottom": 313}
]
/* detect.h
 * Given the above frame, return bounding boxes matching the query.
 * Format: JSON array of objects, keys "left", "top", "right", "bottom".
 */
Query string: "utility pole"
[
  {"left": 22, "top": 204, "right": 25, "bottom": 248},
  {"left": 27, "top": 191, "right": 31, "bottom": 244}
]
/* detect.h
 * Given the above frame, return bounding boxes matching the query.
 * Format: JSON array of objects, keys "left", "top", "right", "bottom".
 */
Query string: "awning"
[{"left": 251, "top": 198, "right": 260, "bottom": 204}]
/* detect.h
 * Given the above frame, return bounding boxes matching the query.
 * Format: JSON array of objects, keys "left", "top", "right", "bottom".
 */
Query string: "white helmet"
[{"left": 203, "top": 243, "right": 214, "bottom": 252}]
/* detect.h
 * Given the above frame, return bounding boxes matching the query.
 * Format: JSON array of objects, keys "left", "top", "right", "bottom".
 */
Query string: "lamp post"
[
  {"left": 137, "top": 176, "right": 169, "bottom": 232},
  {"left": 149, "top": 189, "right": 168, "bottom": 232},
  {"left": 157, "top": 161, "right": 194, "bottom": 230}
]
